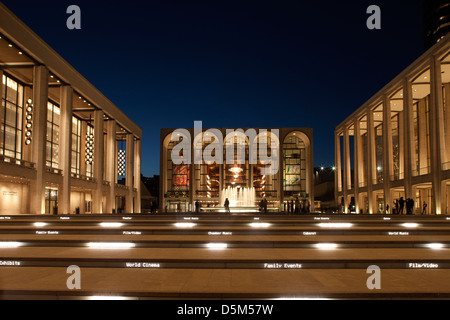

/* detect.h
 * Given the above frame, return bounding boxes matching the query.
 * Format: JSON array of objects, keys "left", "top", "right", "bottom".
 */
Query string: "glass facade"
[
  {"left": 46, "top": 101, "right": 60, "bottom": 169},
  {"left": 86, "top": 125, "right": 94, "bottom": 177},
  {"left": 162, "top": 129, "right": 312, "bottom": 212},
  {"left": 71, "top": 116, "right": 81, "bottom": 175},
  {"left": 166, "top": 136, "right": 190, "bottom": 195},
  {"left": 1, "top": 74, "right": 23, "bottom": 159},
  {"left": 283, "top": 133, "right": 306, "bottom": 196},
  {"left": 335, "top": 48, "right": 450, "bottom": 215}
]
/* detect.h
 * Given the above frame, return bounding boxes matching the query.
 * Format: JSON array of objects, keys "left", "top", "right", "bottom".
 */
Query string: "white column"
[
  {"left": 383, "top": 95, "right": 393, "bottom": 212},
  {"left": 430, "top": 56, "right": 444, "bottom": 214},
  {"left": 367, "top": 110, "right": 375, "bottom": 213},
  {"left": 93, "top": 109, "right": 104, "bottom": 213},
  {"left": 404, "top": 78, "right": 414, "bottom": 199},
  {"left": 59, "top": 86, "right": 73, "bottom": 215},
  {"left": 106, "top": 120, "right": 116, "bottom": 213},
  {"left": 354, "top": 118, "right": 361, "bottom": 213},
  {"left": 279, "top": 138, "right": 284, "bottom": 210},
  {"left": 334, "top": 130, "right": 342, "bottom": 209},
  {"left": 125, "top": 133, "right": 134, "bottom": 213},
  {"left": 30, "top": 66, "right": 49, "bottom": 215},
  {"left": 134, "top": 139, "right": 142, "bottom": 214},
  {"left": 343, "top": 127, "right": 350, "bottom": 212},
  {"left": 307, "top": 136, "right": 314, "bottom": 211}
]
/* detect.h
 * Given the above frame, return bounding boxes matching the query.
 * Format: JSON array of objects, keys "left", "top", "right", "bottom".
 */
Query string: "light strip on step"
[
  {"left": 425, "top": 243, "right": 445, "bottom": 250},
  {"left": 206, "top": 243, "right": 228, "bottom": 250},
  {"left": 87, "top": 242, "right": 135, "bottom": 249},
  {"left": 401, "top": 223, "right": 419, "bottom": 228},
  {"left": 0, "top": 242, "right": 23, "bottom": 248},
  {"left": 315, "top": 243, "right": 338, "bottom": 250},
  {"left": 99, "top": 222, "right": 124, "bottom": 228},
  {"left": 249, "top": 222, "right": 271, "bottom": 228},
  {"left": 33, "top": 222, "right": 48, "bottom": 227},
  {"left": 317, "top": 223, "right": 353, "bottom": 228},
  {"left": 174, "top": 222, "right": 197, "bottom": 228}
]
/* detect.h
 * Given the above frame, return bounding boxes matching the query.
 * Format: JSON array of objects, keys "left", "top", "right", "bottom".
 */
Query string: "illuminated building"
[
  {"left": 160, "top": 128, "right": 313, "bottom": 212},
  {"left": 335, "top": 35, "right": 450, "bottom": 215},
  {"left": 0, "top": 4, "right": 142, "bottom": 214}
]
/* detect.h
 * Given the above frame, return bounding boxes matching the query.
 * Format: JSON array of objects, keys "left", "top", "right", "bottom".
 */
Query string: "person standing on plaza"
[
  {"left": 224, "top": 198, "right": 230, "bottom": 214},
  {"left": 422, "top": 201, "right": 428, "bottom": 215},
  {"left": 399, "top": 197, "right": 405, "bottom": 215}
]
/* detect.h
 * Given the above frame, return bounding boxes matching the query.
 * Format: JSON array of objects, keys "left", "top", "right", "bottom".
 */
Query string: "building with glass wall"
[
  {"left": 335, "top": 34, "right": 450, "bottom": 215},
  {"left": 160, "top": 128, "right": 313, "bottom": 213},
  {"left": 0, "top": 4, "right": 142, "bottom": 214}
]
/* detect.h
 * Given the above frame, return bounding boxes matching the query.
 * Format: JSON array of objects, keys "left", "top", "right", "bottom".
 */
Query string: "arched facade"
[{"left": 160, "top": 128, "right": 313, "bottom": 213}]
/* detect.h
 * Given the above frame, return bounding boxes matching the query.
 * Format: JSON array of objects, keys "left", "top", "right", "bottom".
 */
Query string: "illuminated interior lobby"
[
  {"left": 335, "top": 34, "right": 450, "bottom": 215},
  {"left": 160, "top": 128, "right": 314, "bottom": 213},
  {"left": 0, "top": 4, "right": 142, "bottom": 215}
]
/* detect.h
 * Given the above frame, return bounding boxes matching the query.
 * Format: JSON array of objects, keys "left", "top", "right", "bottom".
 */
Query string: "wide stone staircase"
[{"left": 0, "top": 214, "right": 450, "bottom": 299}]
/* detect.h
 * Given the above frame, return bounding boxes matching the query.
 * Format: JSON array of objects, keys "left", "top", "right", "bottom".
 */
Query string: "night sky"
[{"left": 1, "top": 0, "right": 425, "bottom": 177}]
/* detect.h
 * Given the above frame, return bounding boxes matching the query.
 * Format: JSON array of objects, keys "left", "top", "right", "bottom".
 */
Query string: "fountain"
[{"left": 220, "top": 186, "right": 257, "bottom": 212}]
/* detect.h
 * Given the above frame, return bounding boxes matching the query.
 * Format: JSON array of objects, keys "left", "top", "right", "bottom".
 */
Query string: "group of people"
[
  {"left": 392, "top": 197, "right": 428, "bottom": 215},
  {"left": 285, "top": 198, "right": 310, "bottom": 214},
  {"left": 223, "top": 197, "right": 270, "bottom": 214},
  {"left": 259, "top": 198, "right": 268, "bottom": 213}
]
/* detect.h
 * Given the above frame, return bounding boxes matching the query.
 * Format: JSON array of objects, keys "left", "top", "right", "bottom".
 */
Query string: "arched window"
[
  {"left": 193, "top": 132, "right": 220, "bottom": 199},
  {"left": 253, "top": 131, "right": 279, "bottom": 198},
  {"left": 165, "top": 133, "right": 190, "bottom": 194},
  {"left": 223, "top": 131, "right": 249, "bottom": 189},
  {"left": 283, "top": 132, "right": 308, "bottom": 197}
]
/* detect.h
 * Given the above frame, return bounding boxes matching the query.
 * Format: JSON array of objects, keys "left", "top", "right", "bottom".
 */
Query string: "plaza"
[
  {"left": 1, "top": 0, "right": 450, "bottom": 302},
  {"left": 1, "top": 214, "right": 450, "bottom": 299}
]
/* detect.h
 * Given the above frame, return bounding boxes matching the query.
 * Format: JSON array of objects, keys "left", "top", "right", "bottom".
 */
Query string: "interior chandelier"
[{"left": 229, "top": 166, "right": 243, "bottom": 174}]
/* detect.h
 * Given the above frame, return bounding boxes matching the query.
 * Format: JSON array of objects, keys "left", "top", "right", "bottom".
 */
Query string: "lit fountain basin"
[
  {"left": 201, "top": 207, "right": 261, "bottom": 213},
  {"left": 207, "top": 186, "right": 259, "bottom": 213}
]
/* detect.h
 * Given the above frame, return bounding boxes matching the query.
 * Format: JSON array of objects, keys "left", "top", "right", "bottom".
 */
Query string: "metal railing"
[
  {"left": 412, "top": 166, "right": 431, "bottom": 177},
  {"left": 46, "top": 166, "right": 63, "bottom": 175},
  {"left": 0, "top": 155, "right": 35, "bottom": 169},
  {"left": 71, "top": 172, "right": 97, "bottom": 182},
  {"left": 115, "top": 183, "right": 129, "bottom": 190}
]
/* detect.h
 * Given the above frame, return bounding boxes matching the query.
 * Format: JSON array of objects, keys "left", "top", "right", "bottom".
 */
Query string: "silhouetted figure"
[
  {"left": 224, "top": 198, "right": 230, "bottom": 214},
  {"left": 195, "top": 201, "right": 201, "bottom": 213},
  {"left": 263, "top": 198, "right": 268, "bottom": 213},
  {"left": 399, "top": 197, "right": 405, "bottom": 215},
  {"left": 422, "top": 201, "right": 428, "bottom": 215},
  {"left": 406, "top": 198, "right": 414, "bottom": 215}
]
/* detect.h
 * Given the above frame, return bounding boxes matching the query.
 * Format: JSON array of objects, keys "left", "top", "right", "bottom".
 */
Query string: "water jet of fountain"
[{"left": 220, "top": 186, "right": 256, "bottom": 209}]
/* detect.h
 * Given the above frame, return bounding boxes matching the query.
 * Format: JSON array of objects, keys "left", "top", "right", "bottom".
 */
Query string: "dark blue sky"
[{"left": 2, "top": 0, "right": 425, "bottom": 177}]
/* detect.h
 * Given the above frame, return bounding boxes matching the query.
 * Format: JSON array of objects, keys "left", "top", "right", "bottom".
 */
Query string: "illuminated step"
[{"left": 0, "top": 257, "right": 448, "bottom": 270}]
